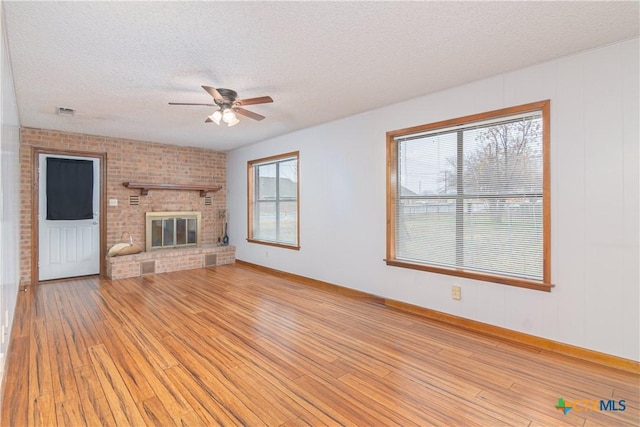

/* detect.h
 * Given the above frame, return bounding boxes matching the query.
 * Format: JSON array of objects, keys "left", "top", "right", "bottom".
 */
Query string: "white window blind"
[{"left": 394, "top": 110, "right": 545, "bottom": 282}]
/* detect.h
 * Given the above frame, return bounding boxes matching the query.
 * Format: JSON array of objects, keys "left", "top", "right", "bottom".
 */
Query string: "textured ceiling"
[{"left": 3, "top": 1, "right": 639, "bottom": 151}]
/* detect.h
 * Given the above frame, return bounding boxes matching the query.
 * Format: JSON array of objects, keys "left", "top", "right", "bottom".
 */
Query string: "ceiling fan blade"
[
  {"left": 234, "top": 107, "right": 265, "bottom": 121},
  {"left": 169, "top": 102, "right": 216, "bottom": 106},
  {"left": 236, "top": 96, "right": 273, "bottom": 106},
  {"left": 201, "top": 86, "right": 224, "bottom": 103}
]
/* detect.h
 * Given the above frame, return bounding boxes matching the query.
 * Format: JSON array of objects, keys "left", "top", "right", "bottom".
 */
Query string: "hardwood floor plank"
[
  {"left": 1, "top": 336, "right": 29, "bottom": 427},
  {"left": 137, "top": 396, "right": 177, "bottom": 427},
  {"left": 345, "top": 370, "right": 526, "bottom": 426},
  {"left": 54, "top": 399, "right": 86, "bottom": 427},
  {"left": 252, "top": 367, "right": 331, "bottom": 424},
  {"left": 57, "top": 304, "right": 93, "bottom": 369},
  {"left": 166, "top": 320, "right": 239, "bottom": 370},
  {"left": 165, "top": 306, "right": 225, "bottom": 338},
  {"left": 232, "top": 335, "right": 308, "bottom": 380},
  {"left": 45, "top": 318, "right": 80, "bottom": 403},
  {"left": 99, "top": 316, "right": 196, "bottom": 421},
  {"left": 73, "top": 364, "right": 117, "bottom": 427},
  {"left": 250, "top": 334, "right": 373, "bottom": 382},
  {"left": 27, "top": 394, "right": 56, "bottom": 427},
  {"left": 87, "top": 288, "right": 124, "bottom": 327},
  {"left": 471, "top": 342, "right": 618, "bottom": 397},
  {"left": 61, "top": 283, "right": 104, "bottom": 347},
  {"left": 224, "top": 365, "right": 294, "bottom": 426},
  {"left": 173, "top": 410, "right": 207, "bottom": 426},
  {"left": 240, "top": 361, "right": 348, "bottom": 426},
  {"left": 509, "top": 380, "right": 640, "bottom": 426},
  {"left": 477, "top": 389, "right": 585, "bottom": 426},
  {"left": 93, "top": 319, "right": 156, "bottom": 403},
  {"left": 162, "top": 335, "right": 265, "bottom": 426},
  {"left": 294, "top": 373, "right": 420, "bottom": 426},
  {"left": 39, "top": 285, "right": 62, "bottom": 323},
  {"left": 116, "top": 291, "right": 179, "bottom": 340},
  {"left": 87, "top": 344, "right": 147, "bottom": 426},
  {"left": 141, "top": 368, "right": 195, "bottom": 424},
  {"left": 301, "top": 327, "right": 396, "bottom": 378},
  {"left": 116, "top": 309, "right": 179, "bottom": 369},
  {"left": 2, "top": 265, "right": 637, "bottom": 426},
  {"left": 30, "top": 285, "right": 48, "bottom": 322},
  {"left": 11, "top": 288, "right": 31, "bottom": 339},
  {"left": 429, "top": 348, "right": 515, "bottom": 390},
  {"left": 163, "top": 365, "right": 247, "bottom": 426},
  {"left": 70, "top": 280, "right": 108, "bottom": 324},
  {"left": 28, "top": 318, "right": 53, "bottom": 399},
  {"left": 75, "top": 395, "right": 116, "bottom": 427},
  {"left": 212, "top": 332, "right": 356, "bottom": 426},
  {"left": 338, "top": 372, "right": 458, "bottom": 426},
  {"left": 381, "top": 370, "right": 508, "bottom": 426}
]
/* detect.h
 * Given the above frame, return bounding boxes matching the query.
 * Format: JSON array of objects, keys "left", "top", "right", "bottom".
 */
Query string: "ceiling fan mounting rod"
[{"left": 214, "top": 88, "right": 238, "bottom": 105}]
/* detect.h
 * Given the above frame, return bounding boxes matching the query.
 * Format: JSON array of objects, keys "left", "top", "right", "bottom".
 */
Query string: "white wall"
[
  {"left": 228, "top": 39, "right": 639, "bottom": 361},
  {"left": 0, "top": 3, "right": 21, "bottom": 388}
]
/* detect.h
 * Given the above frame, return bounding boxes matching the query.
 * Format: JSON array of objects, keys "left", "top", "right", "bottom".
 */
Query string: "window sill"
[
  {"left": 385, "top": 259, "right": 553, "bottom": 292},
  {"left": 247, "top": 239, "right": 300, "bottom": 251}
]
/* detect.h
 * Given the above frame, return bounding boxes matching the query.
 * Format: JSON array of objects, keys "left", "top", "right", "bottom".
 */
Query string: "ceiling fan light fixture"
[
  {"left": 170, "top": 86, "right": 272, "bottom": 126},
  {"left": 222, "top": 108, "right": 237, "bottom": 124},
  {"left": 209, "top": 110, "right": 222, "bottom": 125}
]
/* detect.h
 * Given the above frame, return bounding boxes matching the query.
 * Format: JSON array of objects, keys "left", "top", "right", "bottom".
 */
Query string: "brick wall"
[
  {"left": 20, "top": 127, "right": 227, "bottom": 284},
  {"left": 106, "top": 245, "right": 236, "bottom": 280}
]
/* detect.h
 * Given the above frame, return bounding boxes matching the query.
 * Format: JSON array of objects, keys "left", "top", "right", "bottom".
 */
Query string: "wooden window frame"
[
  {"left": 386, "top": 101, "right": 551, "bottom": 292},
  {"left": 247, "top": 151, "right": 300, "bottom": 250}
]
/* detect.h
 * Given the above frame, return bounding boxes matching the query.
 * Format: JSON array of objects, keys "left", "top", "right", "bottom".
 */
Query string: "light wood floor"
[{"left": 1, "top": 263, "right": 638, "bottom": 426}]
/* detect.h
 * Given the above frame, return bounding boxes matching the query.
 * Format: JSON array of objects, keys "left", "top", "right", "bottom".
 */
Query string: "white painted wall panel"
[
  {"left": 554, "top": 51, "right": 587, "bottom": 348},
  {"left": 584, "top": 44, "right": 625, "bottom": 248},
  {"left": 584, "top": 246, "right": 626, "bottom": 355},
  {"left": 581, "top": 42, "right": 631, "bottom": 359},
  {"left": 0, "top": 3, "right": 22, "bottom": 388},
  {"left": 621, "top": 39, "right": 640, "bottom": 360},
  {"left": 228, "top": 39, "right": 640, "bottom": 361}
]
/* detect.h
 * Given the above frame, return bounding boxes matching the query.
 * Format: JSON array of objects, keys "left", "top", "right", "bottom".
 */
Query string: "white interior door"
[{"left": 38, "top": 154, "right": 100, "bottom": 281}]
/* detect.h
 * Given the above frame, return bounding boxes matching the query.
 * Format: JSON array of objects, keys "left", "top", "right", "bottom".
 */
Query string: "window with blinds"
[
  {"left": 386, "top": 101, "right": 551, "bottom": 290},
  {"left": 247, "top": 152, "right": 300, "bottom": 249}
]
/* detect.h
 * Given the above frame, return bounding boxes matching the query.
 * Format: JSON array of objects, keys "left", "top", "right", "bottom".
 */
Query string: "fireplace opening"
[{"left": 145, "top": 211, "right": 201, "bottom": 250}]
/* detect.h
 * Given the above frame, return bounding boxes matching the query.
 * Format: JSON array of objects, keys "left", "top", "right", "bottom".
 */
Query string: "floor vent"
[
  {"left": 204, "top": 254, "right": 217, "bottom": 267},
  {"left": 129, "top": 195, "right": 140, "bottom": 206},
  {"left": 204, "top": 196, "right": 212, "bottom": 206},
  {"left": 140, "top": 261, "right": 155, "bottom": 275}
]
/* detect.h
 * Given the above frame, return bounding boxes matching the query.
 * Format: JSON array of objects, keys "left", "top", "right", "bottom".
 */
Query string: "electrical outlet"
[
  {"left": 109, "top": 198, "right": 118, "bottom": 206},
  {"left": 452, "top": 285, "right": 461, "bottom": 300}
]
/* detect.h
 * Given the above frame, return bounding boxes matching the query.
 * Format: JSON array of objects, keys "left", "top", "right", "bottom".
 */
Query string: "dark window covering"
[{"left": 46, "top": 157, "right": 94, "bottom": 220}]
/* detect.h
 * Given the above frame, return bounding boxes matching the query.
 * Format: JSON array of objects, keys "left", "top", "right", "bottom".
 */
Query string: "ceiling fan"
[{"left": 169, "top": 86, "right": 273, "bottom": 127}]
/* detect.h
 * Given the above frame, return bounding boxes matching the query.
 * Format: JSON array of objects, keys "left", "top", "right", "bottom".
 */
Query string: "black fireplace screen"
[{"left": 149, "top": 217, "right": 197, "bottom": 249}]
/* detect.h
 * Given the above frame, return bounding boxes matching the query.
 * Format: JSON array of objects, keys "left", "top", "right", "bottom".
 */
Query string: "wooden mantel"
[{"left": 123, "top": 182, "right": 222, "bottom": 197}]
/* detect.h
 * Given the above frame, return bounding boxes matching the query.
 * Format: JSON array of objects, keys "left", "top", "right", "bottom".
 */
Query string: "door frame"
[{"left": 31, "top": 147, "right": 107, "bottom": 284}]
